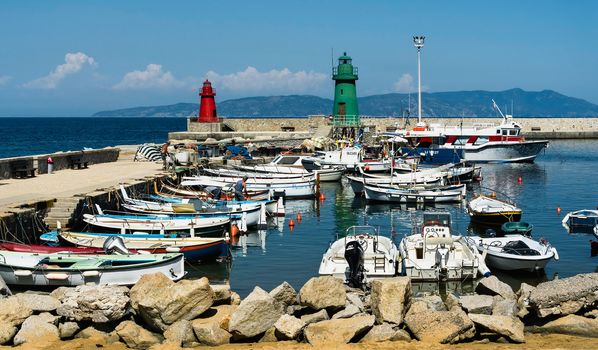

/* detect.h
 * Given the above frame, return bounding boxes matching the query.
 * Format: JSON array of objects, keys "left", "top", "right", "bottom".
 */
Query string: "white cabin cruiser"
[
  {"left": 319, "top": 226, "right": 399, "bottom": 288},
  {"left": 399, "top": 212, "right": 490, "bottom": 281}
]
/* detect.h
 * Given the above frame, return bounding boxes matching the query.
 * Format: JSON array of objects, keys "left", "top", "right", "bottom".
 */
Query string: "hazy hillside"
[{"left": 93, "top": 89, "right": 598, "bottom": 118}]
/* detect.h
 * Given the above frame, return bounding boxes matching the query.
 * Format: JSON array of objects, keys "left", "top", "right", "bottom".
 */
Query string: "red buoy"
[
  {"left": 198, "top": 80, "right": 218, "bottom": 123},
  {"left": 556, "top": 206, "right": 562, "bottom": 215},
  {"left": 296, "top": 212, "right": 302, "bottom": 223},
  {"left": 319, "top": 193, "right": 326, "bottom": 201},
  {"left": 288, "top": 218, "right": 295, "bottom": 227},
  {"left": 230, "top": 224, "right": 239, "bottom": 237},
  {"left": 517, "top": 176, "right": 523, "bottom": 183}
]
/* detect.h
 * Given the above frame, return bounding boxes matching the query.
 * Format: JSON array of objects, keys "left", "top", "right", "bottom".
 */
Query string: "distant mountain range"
[{"left": 92, "top": 88, "right": 598, "bottom": 118}]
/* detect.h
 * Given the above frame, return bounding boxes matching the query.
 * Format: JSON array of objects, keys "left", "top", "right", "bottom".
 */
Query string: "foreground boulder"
[
  {"left": 476, "top": 276, "right": 516, "bottom": 300},
  {"left": 469, "top": 314, "right": 525, "bottom": 343},
  {"left": 129, "top": 273, "right": 214, "bottom": 331},
  {"left": 0, "top": 275, "right": 11, "bottom": 297},
  {"left": 459, "top": 295, "right": 494, "bottom": 315},
  {"left": 15, "top": 292, "right": 60, "bottom": 313},
  {"left": 191, "top": 304, "right": 236, "bottom": 331},
  {"left": 529, "top": 273, "right": 598, "bottom": 318},
  {"left": 404, "top": 308, "right": 475, "bottom": 343},
  {"left": 211, "top": 285, "right": 232, "bottom": 305},
  {"left": 270, "top": 281, "right": 298, "bottom": 308},
  {"left": 0, "top": 296, "right": 33, "bottom": 344},
  {"left": 229, "top": 286, "right": 284, "bottom": 339},
  {"left": 303, "top": 315, "right": 375, "bottom": 345},
  {"left": 300, "top": 309, "right": 329, "bottom": 325},
  {"left": 56, "top": 284, "right": 129, "bottom": 323},
  {"left": 360, "top": 323, "right": 410, "bottom": 343},
  {"left": 529, "top": 315, "right": 598, "bottom": 337},
  {"left": 58, "top": 322, "right": 80, "bottom": 339},
  {"left": 13, "top": 314, "right": 60, "bottom": 346},
  {"left": 163, "top": 319, "right": 196, "bottom": 347},
  {"left": 299, "top": 276, "right": 346, "bottom": 310},
  {"left": 274, "top": 314, "right": 306, "bottom": 340},
  {"left": 193, "top": 322, "right": 232, "bottom": 346},
  {"left": 115, "top": 320, "right": 162, "bottom": 349},
  {"left": 370, "top": 277, "right": 411, "bottom": 324}
]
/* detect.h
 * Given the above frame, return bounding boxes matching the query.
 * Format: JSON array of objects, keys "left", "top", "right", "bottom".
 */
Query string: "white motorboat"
[
  {"left": 562, "top": 209, "right": 598, "bottom": 232},
  {"left": 233, "top": 155, "right": 344, "bottom": 182},
  {"left": 181, "top": 176, "right": 316, "bottom": 199},
  {"left": 465, "top": 233, "right": 559, "bottom": 272},
  {"left": 0, "top": 250, "right": 185, "bottom": 286},
  {"left": 399, "top": 212, "right": 490, "bottom": 281},
  {"left": 467, "top": 194, "right": 522, "bottom": 225},
  {"left": 318, "top": 226, "right": 399, "bottom": 287},
  {"left": 364, "top": 184, "right": 465, "bottom": 204}
]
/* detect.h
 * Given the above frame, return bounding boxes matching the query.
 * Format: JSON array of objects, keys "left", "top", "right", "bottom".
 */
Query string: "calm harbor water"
[{"left": 195, "top": 140, "right": 598, "bottom": 297}]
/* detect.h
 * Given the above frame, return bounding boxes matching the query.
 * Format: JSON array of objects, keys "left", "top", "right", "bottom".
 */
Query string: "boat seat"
[
  {"left": 69, "top": 259, "right": 104, "bottom": 268},
  {"left": 425, "top": 236, "right": 455, "bottom": 246},
  {"left": 502, "top": 241, "right": 540, "bottom": 256}
]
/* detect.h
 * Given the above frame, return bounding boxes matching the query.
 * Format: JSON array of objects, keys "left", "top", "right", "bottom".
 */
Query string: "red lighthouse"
[{"left": 198, "top": 79, "right": 218, "bottom": 123}]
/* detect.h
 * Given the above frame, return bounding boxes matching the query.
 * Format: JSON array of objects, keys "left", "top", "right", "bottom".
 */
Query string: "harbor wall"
[
  {"left": 0, "top": 147, "right": 120, "bottom": 180},
  {"left": 187, "top": 116, "right": 598, "bottom": 139}
]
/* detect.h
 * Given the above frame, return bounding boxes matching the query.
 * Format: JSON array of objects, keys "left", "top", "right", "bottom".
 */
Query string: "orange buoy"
[
  {"left": 556, "top": 206, "right": 562, "bottom": 215},
  {"left": 517, "top": 176, "right": 523, "bottom": 183},
  {"left": 288, "top": 218, "right": 295, "bottom": 227},
  {"left": 230, "top": 224, "right": 239, "bottom": 237},
  {"left": 296, "top": 212, "right": 302, "bottom": 222},
  {"left": 319, "top": 192, "right": 326, "bottom": 201},
  {"left": 364, "top": 165, "right": 370, "bottom": 171}
]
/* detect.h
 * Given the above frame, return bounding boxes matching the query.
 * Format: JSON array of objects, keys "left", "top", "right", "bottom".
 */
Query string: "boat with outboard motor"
[
  {"left": 318, "top": 226, "right": 399, "bottom": 288},
  {"left": 364, "top": 183, "right": 466, "bottom": 204},
  {"left": 467, "top": 194, "right": 522, "bottom": 225},
  {"left": 466, "top": 223, "right": 559, "bottom": 272},
  {"left": 399, "top": 212, "right": 490, "bottom": 281}
]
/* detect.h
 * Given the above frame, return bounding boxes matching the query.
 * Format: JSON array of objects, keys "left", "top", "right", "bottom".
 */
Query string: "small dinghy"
[
  {"left": 562, "top": 209, "right": 598, "bottom": 233},
  {"left": 466, "top": 226, "right": 559, "bottom": 272},
  {"left": 318, "top": 226, "right": 400, "bottom": 288},
  {"left": 399, "top": 212, "right": 490, "bottom": 281},
  {"left": 467, "top": 194, "right": 522, "bottom": 225}
]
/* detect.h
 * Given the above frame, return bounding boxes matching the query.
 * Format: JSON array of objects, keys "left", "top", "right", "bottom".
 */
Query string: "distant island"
[{"left": 93, "top": 88, "right": 598, "bottom": 118}]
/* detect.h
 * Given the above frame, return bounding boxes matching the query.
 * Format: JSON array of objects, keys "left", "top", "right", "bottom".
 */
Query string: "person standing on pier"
[
  {"left": 234, "top": 176, "right": 248, "bottom": 201},
  {"left": 161, "top": 141, "right": 170, "bottom": 170}
]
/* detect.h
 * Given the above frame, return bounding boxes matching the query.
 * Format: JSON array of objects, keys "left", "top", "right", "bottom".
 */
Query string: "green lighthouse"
[{"left": 332, "top": 52, "right": 359, "bottom": 129}]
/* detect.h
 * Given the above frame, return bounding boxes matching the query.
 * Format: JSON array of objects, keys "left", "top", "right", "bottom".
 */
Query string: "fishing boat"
[
  {"left": 0, "top": 250, "right": 185, "bottom": 286},
  {"left": 0, "top": 241, "right": 114, "bottom": 255},
  {"left": 156, "top": 180, "right": 271, "bottom": 200},
  {"left": 561, "top": 209, "right": 598, "bottom": 232},
  {"left": 466, "top": 231, "right": 559, "bottom": 272},
  {"left": 318, "top": 226, "right": 399, "bottom": 287},
  {"left": 54, "top": 231, "right": 229, "bottom": 261},
  {"left": 388, "top": 101, "right": 548, "bottom": 163},
  {"left": 399, "top": 212, "right": 490, "bottom": 281},
  {"left": 181, "top": 176, "right": 316, "bottom": 199},
  {"left": 467, "top": 194, "right": 522, "bottom": 225},
  {"left": 363, "top": 184, "right": 465, "bottom": 204}
]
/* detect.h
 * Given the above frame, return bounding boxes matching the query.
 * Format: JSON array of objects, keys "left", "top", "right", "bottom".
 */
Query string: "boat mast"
[
  {"left": 413, "top": 35, "right": 425, "bottom": 125},
  {"left": 492, "top": 99, "right": 507, "bottom": 123}
]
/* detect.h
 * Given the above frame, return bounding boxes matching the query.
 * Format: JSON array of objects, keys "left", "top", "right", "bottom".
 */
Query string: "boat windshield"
[
  {"left": 423, "top": 212, "right": 451, "bottom": 227},
  {"left": 341, "top": 225, "right": 379, "bottom": 239}
]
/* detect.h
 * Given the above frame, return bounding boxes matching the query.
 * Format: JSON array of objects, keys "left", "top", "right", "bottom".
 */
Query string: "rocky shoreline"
[{"left": 1, "top": 273, "right": 597, "bottom": 349}]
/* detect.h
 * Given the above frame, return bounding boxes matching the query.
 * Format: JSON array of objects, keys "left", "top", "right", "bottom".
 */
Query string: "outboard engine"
[
  {"left": 344, "top": 240, "right": 365, "bottom": 288},
  {"left": 435, "top": 244, "right": 450, "bottom": 280},
  {"left": 103, "top": 236, "right": 131, "bottom": 255}
]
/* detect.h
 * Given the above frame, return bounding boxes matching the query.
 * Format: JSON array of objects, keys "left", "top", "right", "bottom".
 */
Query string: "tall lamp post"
[{"left": 413, "top": 35, "right": 425, "bottom": 125}]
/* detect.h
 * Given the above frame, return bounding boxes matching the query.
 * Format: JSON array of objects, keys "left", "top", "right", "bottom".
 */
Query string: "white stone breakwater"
[{"left": 1, "top": 273, "right": 598, "bottom": 348}]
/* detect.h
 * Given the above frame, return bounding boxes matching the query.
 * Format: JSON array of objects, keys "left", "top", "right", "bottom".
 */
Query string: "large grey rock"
[
  {"left": 129, "top": 273, "right": 214, "bottom": 331},
  {"left": 531, "top": 314, "right": 598, "bottom": 337},
  {"left": 516, "top": 283, "right": 536, "bottom": 318},
  {"left": 476, "top": 276, "right": 516, "bottom": 300},
  {"left": 299, "top": 276, "right": 346, "bottom": 310},
  {"left": 74, "top": 326, "right": 119, "bottom": 343},
  {"left": 16, "top": 292, "right": 60, "bottom": 312},
  {"left": 493, "top": 298, "right": 519, "bottom": 316},
  {"left": 459, "top": 295, "right": 494, "bottom": 315},
  {"left": 274, "top": 314, "right": 306, "bottom": 340},
  {"left": 191, "top": 304, "right": 236, "bottom": 331},
  {"left": 346, "top": 292, "right": 365, "bottom": 311},
  {"left": 115, "top": 320, "right": 163, "bottom": 349},
  {"left": 192, "top": 322, "right": 232, "bottom": 346},
  {"left": 444, "top": 293, "right": 461, "bottom": 311},
  {"left": 13, "top": 314, "right": 60, "bottom": 346},
  {"left": 211, "top": 284, "right": 232, "bottom": 305},
  {"left": 404, "top": 308, "right": 475, "bottom": 343},
  {"left": 163, "top": 319, "right": 196, "bottom": 347},
  {"left": 529, "top": 273, "right": 598, "bottom": 318},
  {"left": 270, "top": 281, "right": 297, "bottom": 307},
  {"left": 303, "top": 315, "right": 375, "bottom": 345},
  {"left": 469, "top": 314, "right": 525, "bottom": 343},
  {"left": 331, "top": 303, "right": 361, "bottom": 319},
  {"left": 300, "top": 309, "right": 329, "bottom": 325},
  {"left": 228, "top": 286, "right": 284, "bottom": 339},
  {"left": 56, "top": 284, "right": 129, "bottom": 323},
  {"left": 414, "top": 295, "right": 447, "bottom": 311},
  {"left": 370, "top": 277, "right": 411, "bottom": 324},
  {"left": 0, "top": 296, "right": 33, "bottom": 345},
  {"left": 359, "top": 323, "right": 396, "bottom": 343},
  {"left": 59, "top": 322, "right": 80, "bottom": 339}
]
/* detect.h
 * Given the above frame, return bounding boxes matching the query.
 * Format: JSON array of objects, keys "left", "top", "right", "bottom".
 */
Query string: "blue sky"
[{"left": 0, "top": 0, "right": 596, "bottom": 116}]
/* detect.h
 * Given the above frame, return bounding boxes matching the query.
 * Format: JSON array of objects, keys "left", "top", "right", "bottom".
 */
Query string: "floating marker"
[
  {"left": 288, "top": 218, "right": 295, "bottom": 227},
  {"left": 230, "top": 224, "right": 239, "bottom": 237},
  {"left": 556, "top": 206, "right": 562, "bottom": 215},
  {"left": 296, "top": 212, "right": 302, "bottom": 223},
  {"left": 319, "top": 192, "right": 326, "bottom": 201},
  {"left": 517, "top": 176, "right": 523, "bottom": 183}
]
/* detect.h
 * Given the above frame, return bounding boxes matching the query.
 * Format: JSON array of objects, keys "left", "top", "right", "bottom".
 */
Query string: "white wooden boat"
[
  {"left": 465, "top": 234, "right": 559, "bottom": 272},
  {"left": 318, "top": 226, "right": 399, "bottom": 287},
  {"left": 468, "top": 195, "right": 522, "bottom": 225},
  {"left": 363, "top": 184, "right": 465, "bottom": 203},
  {"left": 0, "top": 250, "right": 185, "bottom": 286},
  {"left": 399, "top": 212, "right": 490, "bottom": 281},
  {"left": 561, "top": 209, "right": 598, "bottom": 232},
  {"left": 181, "top": 176, "right": 316, "bottom": 199}
]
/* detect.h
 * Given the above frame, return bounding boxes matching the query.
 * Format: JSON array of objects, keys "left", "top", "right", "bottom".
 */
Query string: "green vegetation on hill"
[{"left": 92, "top": 89, "right": 598, "bottom": 118}]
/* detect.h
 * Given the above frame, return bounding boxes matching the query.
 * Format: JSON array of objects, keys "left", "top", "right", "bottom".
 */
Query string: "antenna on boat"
[
  {"left": 491, "top": 99, "right": 507, "bottom": 123},
  {"left": 413, "top": 35, "right": 425, "bottom": 125}
]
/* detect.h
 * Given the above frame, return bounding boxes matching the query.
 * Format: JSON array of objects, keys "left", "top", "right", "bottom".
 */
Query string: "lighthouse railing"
[{"left": 333, "top": 114, "right": 360, "bottom": 127}]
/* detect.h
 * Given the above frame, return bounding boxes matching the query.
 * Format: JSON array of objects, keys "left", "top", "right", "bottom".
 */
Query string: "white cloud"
[
  {"left": 393, "top": 73, "right": 415, "bottom": 93},
  {"left": 206, "top": 66, "right": 328, "bottom": 93},
  {"left": 24, "top": 52, "right": 96, "bottom": 89},
  {"left": 113, "top": 64, "right": 184, "bottom": 90},
  {"left": 0, "top": 75, "right": 11, "bottom": 86}
]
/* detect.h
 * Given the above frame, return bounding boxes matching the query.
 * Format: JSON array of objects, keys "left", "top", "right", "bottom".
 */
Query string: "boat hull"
[{"left": 461, "top": 140, "right": 548, "bottom": 163}]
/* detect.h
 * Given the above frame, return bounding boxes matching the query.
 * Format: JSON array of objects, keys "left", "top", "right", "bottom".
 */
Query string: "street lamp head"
[{"left": 413, "top": 35, "right": 425, "bottom": 49}]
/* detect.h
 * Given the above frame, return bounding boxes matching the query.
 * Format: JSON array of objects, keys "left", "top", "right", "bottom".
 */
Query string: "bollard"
[{"left": 47, "top": 157, "right": 54, "bottom": 174}]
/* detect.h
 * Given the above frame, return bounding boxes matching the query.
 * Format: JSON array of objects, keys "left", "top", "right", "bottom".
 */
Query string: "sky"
[{"left": 0, "top": 0, "right": 596, "bottom": 116}]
